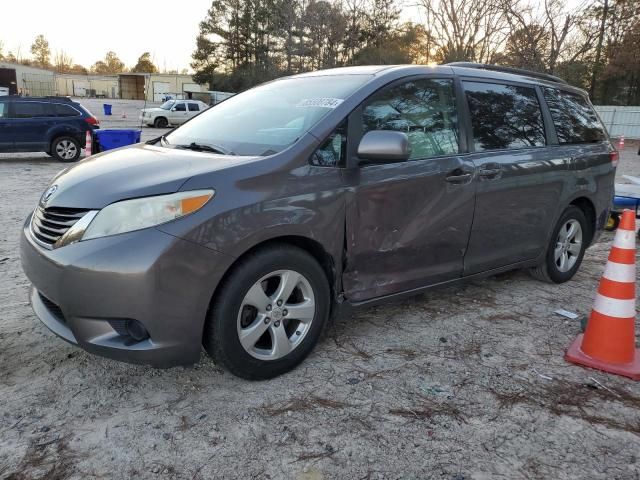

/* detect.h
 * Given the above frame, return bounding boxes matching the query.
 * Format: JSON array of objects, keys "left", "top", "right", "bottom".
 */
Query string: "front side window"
[
  {"left": 12, "top": 102, "right": 48, "bottom": 118},
  {"left": 464, "top": 82, "right": 545, "bottom": 151},
  {"left": 174, "top": 103, "right": 186, "bottom": 112},
  {"left": 543, "top": 88, "right": 606, "bottom": 144},
  {"left": 188, "top": 103, "right": 199, "bottom": 112},
  {"left": 361, "top": 78, "right": 459, "bottom": 160},
  {"left": 165, "top": 75, "right": 370, "bottom": 156},
  {"left": 311, "top": 121, "right": 347, "bottom": 167}
]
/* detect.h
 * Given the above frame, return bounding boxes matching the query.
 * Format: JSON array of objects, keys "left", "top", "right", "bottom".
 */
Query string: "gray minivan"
[{"left": 21, "top": 63, "right": 616, "bottom": 379}]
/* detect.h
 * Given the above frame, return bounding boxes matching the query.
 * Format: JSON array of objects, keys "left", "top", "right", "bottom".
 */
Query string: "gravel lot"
[{"left": 0, "top": 109, "right": 639, "bottom": 479}]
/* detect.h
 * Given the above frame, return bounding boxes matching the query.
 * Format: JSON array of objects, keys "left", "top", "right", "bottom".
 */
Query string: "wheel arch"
[
  {"left": 569, "top": 196, "right": 596, "bottom": 244},
  {"left": 154, "top": 116, "right": 168, "bottom": 127},
  {"left": 203, "top": 234, "right": 341, "bottom": 341}
]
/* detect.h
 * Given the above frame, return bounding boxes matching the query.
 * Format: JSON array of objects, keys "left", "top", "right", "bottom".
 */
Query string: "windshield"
[
  {"left": 164, "top": 75, "right": 371, "bottom": 156},
  {"left": 160, "top": 100, "right": 175, "bottom": 110}
]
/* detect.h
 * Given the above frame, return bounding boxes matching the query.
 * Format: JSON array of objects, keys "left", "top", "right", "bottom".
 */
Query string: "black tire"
[
  {"left": 50, "top": 136, "right": 82, "bottom": 162},
  {"left": 605, "top": 213, "right": 620, "bottom": 231},
  {"left": 154, "top": 116, "right": 169, "bottom": 128},
  {"left": 203, "top": 245, "right": 330, "bottom": 380},
  {"left": 529, "top": 205, "right": 590, "bottom": 283}
]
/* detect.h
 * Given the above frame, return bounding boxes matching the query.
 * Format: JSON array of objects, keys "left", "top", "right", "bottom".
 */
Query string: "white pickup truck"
[{"left": 140, "top": 99, "right": 209, "bottom": 128}]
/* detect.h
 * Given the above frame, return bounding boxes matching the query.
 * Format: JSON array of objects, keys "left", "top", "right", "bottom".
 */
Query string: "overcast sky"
[{"left": 1, "top": 0, "right": 423, "bottom": 72}]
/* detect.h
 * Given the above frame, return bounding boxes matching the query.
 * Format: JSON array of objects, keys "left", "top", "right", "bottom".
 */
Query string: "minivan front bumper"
[{"left": 20, "top": 214, "right": 235, "bottom": 368}]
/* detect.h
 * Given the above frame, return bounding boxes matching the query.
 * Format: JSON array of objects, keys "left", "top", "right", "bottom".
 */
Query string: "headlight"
[{"left": 81, "top": 189, "right": 214, "bottom": 241}]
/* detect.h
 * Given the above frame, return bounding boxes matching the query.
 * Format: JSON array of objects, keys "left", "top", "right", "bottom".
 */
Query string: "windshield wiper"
[{"left": 175, "top": 142, "right": 234, "bottom": 155}]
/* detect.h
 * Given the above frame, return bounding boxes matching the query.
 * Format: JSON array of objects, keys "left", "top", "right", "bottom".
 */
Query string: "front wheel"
[
  {"left": 529, "top": 205, "right": 589, "bottom": 283},
  {"left": 204, "top": 245, "right": 330, "bottom": 380},
  {"left": 153, "top": 116, "right": 169, "bottom": 128}
]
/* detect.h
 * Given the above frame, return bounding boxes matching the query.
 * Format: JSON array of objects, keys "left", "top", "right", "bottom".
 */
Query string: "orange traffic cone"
[
  {"left": 618, "top": 135, "right": 625, "bottom": 150},
  {"left": 565, "top": 209, "right": 640, "bottom": 379},
  {"left": 84, "top": 131, "right": 92, "bottom": 157}
]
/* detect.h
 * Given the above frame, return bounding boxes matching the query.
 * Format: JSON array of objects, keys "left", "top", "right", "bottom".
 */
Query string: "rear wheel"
[
  {"left": 204, "top": 245, "right": 330, "bottom": 380},
  {"left": 154, "top": 116, "right": 168, "bottom": 128},
  {"left": 51, "top": 136, "right": 81, "bottom": 162},
  {"left": 530, "top": 206, "right": 589, "bottom": 283}
]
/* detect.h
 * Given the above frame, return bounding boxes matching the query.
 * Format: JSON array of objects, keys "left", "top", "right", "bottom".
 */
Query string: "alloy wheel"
[
  {"left": 56, "top": 140, "right": 78, "bottom": 160},
  {"left": 554, "top": 219, "right": 583, "bottom": 272},
  {"left": 237, "top": 270, "right": 316, "bottom": 360}
]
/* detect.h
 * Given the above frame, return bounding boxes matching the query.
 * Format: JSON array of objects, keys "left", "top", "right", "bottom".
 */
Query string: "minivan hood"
[{"left": 44, "top": 144, "right": 258, "bottom": 209}]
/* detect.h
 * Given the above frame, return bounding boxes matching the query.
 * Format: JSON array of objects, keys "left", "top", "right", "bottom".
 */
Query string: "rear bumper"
[{"left": 20, "top": 215, "right": 235, "bottom": 368}]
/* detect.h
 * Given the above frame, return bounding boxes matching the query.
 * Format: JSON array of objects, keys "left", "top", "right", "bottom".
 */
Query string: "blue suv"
[{"left": 0, "top": 96, "right": 99, "bottom": 162}]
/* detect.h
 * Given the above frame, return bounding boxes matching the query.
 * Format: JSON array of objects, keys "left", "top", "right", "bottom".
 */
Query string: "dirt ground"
[{"left": 0, "top": 116, "right": 639, "bottom": 479}]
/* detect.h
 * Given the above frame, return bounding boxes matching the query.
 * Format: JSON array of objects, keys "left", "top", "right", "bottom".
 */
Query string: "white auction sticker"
[{"left": 296, "top": 98, "right": 344, "bottom": 109}]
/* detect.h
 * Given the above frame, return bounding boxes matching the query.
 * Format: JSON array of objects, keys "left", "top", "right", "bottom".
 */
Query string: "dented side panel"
[{"left": 341, "top": 156, "right": 476, "bottom": 302}]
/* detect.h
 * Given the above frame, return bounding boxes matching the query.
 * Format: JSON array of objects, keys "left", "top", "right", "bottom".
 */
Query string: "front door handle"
[{"left": 445, "top": 173, "right": 473, "bottom": 184}]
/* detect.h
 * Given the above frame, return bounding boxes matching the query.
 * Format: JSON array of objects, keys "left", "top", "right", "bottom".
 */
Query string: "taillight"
[
  {"left": 610, "top": 150, "right": 619, "bottom": 167},
  {"left": 85, "top": 116, "right": 99, "bottom": 127}
]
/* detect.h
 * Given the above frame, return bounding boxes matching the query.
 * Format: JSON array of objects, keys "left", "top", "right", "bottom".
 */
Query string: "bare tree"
[
  {"left": 499, "top": 0, "right": 595, "bottom": 74},
  {"left": 53, "top": 50, "right": 73, "bottom": 73},
  {"left": 418, "top": 0, "right": 509, "bottom": 63}
]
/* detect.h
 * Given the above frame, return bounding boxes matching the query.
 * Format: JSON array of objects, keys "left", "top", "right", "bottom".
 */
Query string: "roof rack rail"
[{"left": 446, "top": 62, "right": 567, "bottom": 85}]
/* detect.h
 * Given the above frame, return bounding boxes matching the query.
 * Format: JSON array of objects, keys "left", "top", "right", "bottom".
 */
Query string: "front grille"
[
  {"left": 38, "top": 293, "right": 66, "bottom": 323},
  {"left": 31, "top": 206, "right": 89, "bottom": 248}
]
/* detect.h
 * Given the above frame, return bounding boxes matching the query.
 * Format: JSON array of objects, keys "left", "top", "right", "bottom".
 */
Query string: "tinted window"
[
  {"left": 188, "top": 103, "right": 199, "bottom": 112},
  {"left": 543, "top": 88, "right": 605, "bottom": 144},
  {"left": 13, "top": 102, "right": 49, "bottom": 118},
  {"left": 362, "top": 78, "right": 458, "bottom": 160},
  {"left": 174, "top": 103, "right": 186, "bottom": 111},
  {"left": 53, "top": 104, "right": 79, "bottom": 117},
  {"left": 0, "top": 102, "right": 6, "bottom": 118},
  {"left": 311, "top": 121, "right": 346, "bottom": 167},
  {"left": 464, "top": 82, "right": 545, "bottom": 151}
]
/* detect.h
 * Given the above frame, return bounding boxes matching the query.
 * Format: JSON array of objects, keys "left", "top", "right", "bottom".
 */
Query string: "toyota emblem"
[{"left": 41, "top": 185, "right": 58, "bottom": 204}]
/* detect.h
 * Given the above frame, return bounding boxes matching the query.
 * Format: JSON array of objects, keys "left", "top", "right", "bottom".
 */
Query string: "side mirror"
[{"left": 357, "top": 130, "right": 411, "bottom": 163}]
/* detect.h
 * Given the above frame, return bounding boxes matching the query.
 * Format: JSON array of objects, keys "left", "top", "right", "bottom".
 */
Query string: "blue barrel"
[
  {"left": 95, "top": 129, "right": 142, "bottom": 151},
  {"left": 103, "top": 104, "right": 112, "bottom": 115}
]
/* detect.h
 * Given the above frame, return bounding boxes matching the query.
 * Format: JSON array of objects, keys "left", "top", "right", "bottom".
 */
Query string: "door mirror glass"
[{"left": 357, "top": 130, "right": 411, "bottom": 163}]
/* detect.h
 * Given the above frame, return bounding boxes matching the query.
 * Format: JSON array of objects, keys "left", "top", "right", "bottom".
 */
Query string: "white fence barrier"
[{"left": 595, "top": 106, "right": 640, "bottom": 139}]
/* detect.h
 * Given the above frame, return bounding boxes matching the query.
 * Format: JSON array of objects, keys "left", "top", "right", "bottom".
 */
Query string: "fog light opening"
[{"left": 125, "top": 319, "right": 150, "bottom": 342}]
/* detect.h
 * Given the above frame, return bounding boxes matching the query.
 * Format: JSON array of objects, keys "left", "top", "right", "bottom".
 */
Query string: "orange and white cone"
[
  {"left": 618, "top": 135, "right": 625, "bottom": 150},
  {"left": 565, "top": 209, "right": 640, "bottom": 379},
  {"left": 84, "top": 130, "right": 92, "bottom": 157}
]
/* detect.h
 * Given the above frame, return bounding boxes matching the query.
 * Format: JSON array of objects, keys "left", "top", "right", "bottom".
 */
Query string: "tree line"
[
  {"left": 191, "top": 0, "right": 640, "bottom": 105},
  {"left": 0, "top": 35, "right": 164, "bottom": 75}
]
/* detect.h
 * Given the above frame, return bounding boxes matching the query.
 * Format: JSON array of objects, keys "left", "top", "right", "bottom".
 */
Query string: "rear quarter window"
[
  {"left": 543, "top": 88, "right": 606, "bottom": 144},
  {"left": 53, "top": 104, "right": 80, "bottom": 117}
]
